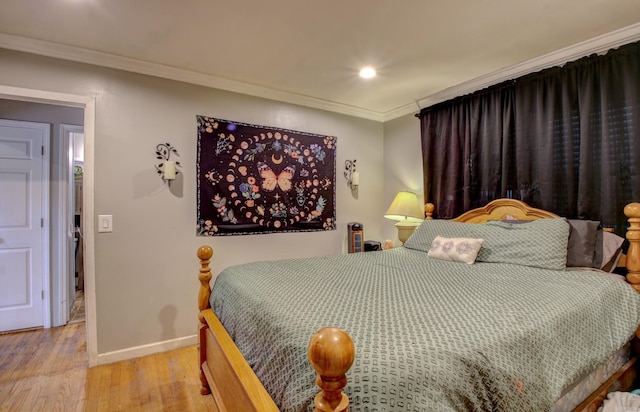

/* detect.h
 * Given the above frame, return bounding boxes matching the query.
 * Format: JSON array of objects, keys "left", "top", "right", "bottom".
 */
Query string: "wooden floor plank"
[
  {"left": 0, "top": 322, "right": 219, "bottom": 411},
  {"left": 51, "top": 367, "right": 87, "bottom": 412},
  {"left": 174, "top": 346, "right": 205, "bottom": 411},
  {"left": 143, "top": 351, "right": 165, "bottom": 411},
  {"left": 117, "top": 359, "right": 133, "bottom": 410}
]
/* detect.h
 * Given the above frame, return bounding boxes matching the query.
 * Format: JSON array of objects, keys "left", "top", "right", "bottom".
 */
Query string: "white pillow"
[{"left": 427, "top": 236, "right": 484, "bottom": 264}]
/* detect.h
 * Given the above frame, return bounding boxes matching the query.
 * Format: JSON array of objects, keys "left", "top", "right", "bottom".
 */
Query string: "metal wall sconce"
[
  {"left": 344, "top": 159, "right": 359, "bottom": 190},
  {"left": 155, "top": 143, "right": 181, "bottom": 186}
]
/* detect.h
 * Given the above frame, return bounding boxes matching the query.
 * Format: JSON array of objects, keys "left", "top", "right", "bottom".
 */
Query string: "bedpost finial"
[
  {"left": 197, "top": 245, "right": 214, "bottom": 319},
  {"left": 198, "top": 245, "right": 213, "bottom": 260},
  {"left": 425, "top": 203, "right": 435, "bottom": 220},
  {"left": 308, "top": 327, "right": 354, "bottom": 412},
  {"left": 624, "top": 203, "right": 640, "bottom": 219}
]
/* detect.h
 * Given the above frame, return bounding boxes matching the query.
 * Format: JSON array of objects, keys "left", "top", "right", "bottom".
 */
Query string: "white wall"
[
  {"left": 382, "top": 114, "right": 424, "bottom": 246},
  {"left": 0, "top": 48, "right": 386, "bottom": 356}
]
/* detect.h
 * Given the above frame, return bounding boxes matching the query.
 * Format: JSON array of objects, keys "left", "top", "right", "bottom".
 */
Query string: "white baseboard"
[{"left": 96, "top": 334, "right": 197, "bottom": 366}]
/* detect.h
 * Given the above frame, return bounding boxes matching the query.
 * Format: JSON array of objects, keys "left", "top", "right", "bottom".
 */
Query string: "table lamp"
[{"left": 384, "top": 191, "right": 424, "bottom": 244}]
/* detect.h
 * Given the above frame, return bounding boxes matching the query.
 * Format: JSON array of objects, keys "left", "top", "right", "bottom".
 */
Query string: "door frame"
[
  {"left": 0, "top": 85, "right": 98, "bottom": 366},
  {"left": 53, "top": 124, "right": 84, "bottom": 327}
]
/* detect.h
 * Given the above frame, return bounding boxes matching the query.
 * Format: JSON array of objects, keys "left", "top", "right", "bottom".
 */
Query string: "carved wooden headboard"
[{"left": 423, "top": 198, "right": 640, "bottom": 294}]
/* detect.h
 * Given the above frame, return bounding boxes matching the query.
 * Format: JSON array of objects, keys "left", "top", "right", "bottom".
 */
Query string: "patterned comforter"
[{"left": 210, "top": 247, "right": 640, "bottom": 411}]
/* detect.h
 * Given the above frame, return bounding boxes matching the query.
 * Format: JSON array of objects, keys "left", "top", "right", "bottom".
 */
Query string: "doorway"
[
  {"left": 68, "top": 126, "right": 85, "bottom": 325},
  {"left": 0, "top": 86, "right": 98, "bottom": 366},
  {"left": 0, "top": 102, "right": 84, "bottom": 331},
  {"left": 58, "top": 124, "right": 85, "bottom": 327}
]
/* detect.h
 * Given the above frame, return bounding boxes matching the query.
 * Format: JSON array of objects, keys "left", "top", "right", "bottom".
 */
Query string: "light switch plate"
[{"left": 98, "top": 215, "right": 113, "bottom": 233}]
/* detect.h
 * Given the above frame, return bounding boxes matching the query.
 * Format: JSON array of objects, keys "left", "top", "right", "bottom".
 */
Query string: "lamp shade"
[
  {"left": 384, "top": 191, "right": 423, "bottom": 222},
  {"left": 350, "top": 171, "right": 360, "bottom": 186},
  {"left": 164, "top": 160, "right": 177, "bottom": 180}
]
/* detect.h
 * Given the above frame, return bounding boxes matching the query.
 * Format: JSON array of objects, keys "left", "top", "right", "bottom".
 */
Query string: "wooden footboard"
[
  {"left": 197, "top": 245, "right": 279, "bottom": 411},
  {"left": 197, "top": 245, "right": 354, "bottom": 412},
  {"left": 199, "top": 308, "right": 279, "bottom": 411}
]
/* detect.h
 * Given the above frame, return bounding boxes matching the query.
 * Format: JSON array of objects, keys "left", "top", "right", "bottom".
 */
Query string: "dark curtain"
[
  {"left": 420, "top": 82, "right": 514, "bottom": 218},
  {"left": 418, "top": 41, "right": 640, "bottom": 233}
]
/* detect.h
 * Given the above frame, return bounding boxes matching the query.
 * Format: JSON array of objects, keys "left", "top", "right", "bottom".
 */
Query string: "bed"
[{"left": 197, "top": 198, "right": 640, "bottom": 411}]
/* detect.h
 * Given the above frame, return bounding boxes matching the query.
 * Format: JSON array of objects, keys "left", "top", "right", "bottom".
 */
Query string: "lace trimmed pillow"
[{"left": 427, "top": 236, "right": 484, "bottom": 264}]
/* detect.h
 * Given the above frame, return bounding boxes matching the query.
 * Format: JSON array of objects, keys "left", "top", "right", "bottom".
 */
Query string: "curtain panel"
[{"left": 418, "top": 41, "right": 640, "bottom": 233}]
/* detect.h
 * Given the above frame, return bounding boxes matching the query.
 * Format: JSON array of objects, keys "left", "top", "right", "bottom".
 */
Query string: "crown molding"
[
  {"left": 416, "top": 23, "right": 640, "bottom": 111},
  {"left": 382, "top": 102, "right": 421, "bottom": 122},
  {"left": 2, "top": 22, "right": 639, "bottom": 124},
  {"left": 0, "top": 33, "right": 384, "bottom": 122}
]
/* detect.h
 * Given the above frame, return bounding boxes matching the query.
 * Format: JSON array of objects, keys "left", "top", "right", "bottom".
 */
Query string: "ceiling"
[{"left": 1, "top": 1, "right": 639, "bottom": 121}]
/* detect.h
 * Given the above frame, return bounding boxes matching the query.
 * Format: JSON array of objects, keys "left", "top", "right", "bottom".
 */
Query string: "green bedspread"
[{"left": 210, "top": 247, "right": 640, "bottom": 411}]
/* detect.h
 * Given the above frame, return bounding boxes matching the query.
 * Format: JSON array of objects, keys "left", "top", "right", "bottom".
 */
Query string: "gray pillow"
[
  {"left": 566, "top": 219, "right": 600, "bottom": 267},
  {"left": 593, "top": 230, "right": 625, "bottom": 271}
]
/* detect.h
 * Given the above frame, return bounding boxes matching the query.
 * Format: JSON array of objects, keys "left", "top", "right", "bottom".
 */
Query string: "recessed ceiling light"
[{"left": 359, "top": 67, "right": 376, "bottom": 79}]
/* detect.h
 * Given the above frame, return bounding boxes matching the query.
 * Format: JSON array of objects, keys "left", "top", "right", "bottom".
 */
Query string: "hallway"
[{"left": 68, "top": 290, "right": 85, "bottom": 325}]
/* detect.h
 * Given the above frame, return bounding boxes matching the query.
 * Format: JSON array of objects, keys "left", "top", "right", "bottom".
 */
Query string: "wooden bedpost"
[
  {"left": 424, "top": 202, "right": 435, "bottom": 220},
  {"left": 197, "top": 245, "right": 213, "bottom": 395},
  {"left": 308, "top": 327, "right": 355, "bottom": 412},
  {"left": 624, "top": 203, "right": 640, "bottom": 293}
]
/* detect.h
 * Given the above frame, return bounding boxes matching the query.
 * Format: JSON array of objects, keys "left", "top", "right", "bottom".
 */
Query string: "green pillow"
[{"left": 404, "top": 218, "right": 570, "bottom": 270}]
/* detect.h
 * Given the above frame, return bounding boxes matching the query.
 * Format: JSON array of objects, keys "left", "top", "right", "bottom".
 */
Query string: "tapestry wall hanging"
[{"left": 197, "top": 116, "right": 337, "bottom": 236}]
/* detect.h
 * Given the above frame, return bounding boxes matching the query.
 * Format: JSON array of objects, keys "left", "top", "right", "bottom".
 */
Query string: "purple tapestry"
[{"left": 197, "top": 116, "right": 337, "bottom": 236}]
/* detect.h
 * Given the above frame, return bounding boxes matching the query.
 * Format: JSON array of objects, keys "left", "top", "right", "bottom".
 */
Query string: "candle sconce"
[
  {"left": 344, "top": 159, "right": 359, "bottom": 190},
  {"left": 155, "top": 143, "right": 181, "bottom": 186}
]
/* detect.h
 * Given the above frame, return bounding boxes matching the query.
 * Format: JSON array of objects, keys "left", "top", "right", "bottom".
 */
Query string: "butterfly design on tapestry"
[{"left": 257, "top": 162, "right": 296, "bottom": 192}]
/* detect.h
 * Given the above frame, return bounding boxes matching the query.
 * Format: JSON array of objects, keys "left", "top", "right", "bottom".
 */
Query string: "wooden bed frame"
[{"left": 197, "top": 198, "right": 640, "bottom": 412}]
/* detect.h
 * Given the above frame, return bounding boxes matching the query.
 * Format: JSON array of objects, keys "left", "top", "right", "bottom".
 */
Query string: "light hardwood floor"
[{"left": 0, "top": 322, "right": 219, "bottom": 411}]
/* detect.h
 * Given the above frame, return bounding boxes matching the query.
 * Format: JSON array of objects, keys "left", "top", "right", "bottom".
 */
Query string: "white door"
[{"left": 0, "top": 119, "right": 49, "bottom": 332}]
